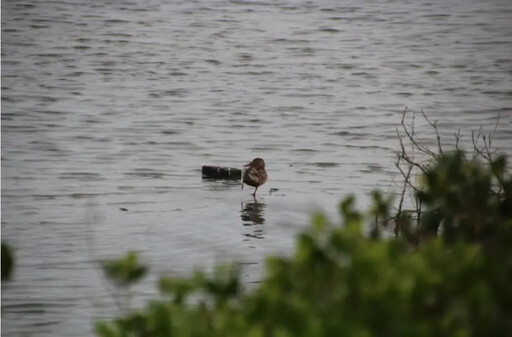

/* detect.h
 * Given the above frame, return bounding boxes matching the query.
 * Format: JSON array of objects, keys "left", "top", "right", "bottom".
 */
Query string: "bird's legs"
[{"left": 252, "top": 186, "right": 258, "bottom": 196}]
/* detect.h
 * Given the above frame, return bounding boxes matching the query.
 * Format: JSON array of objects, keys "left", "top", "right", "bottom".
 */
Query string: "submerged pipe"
[{"left": 201, "top": 165, "right": 242, "bottom": 180}]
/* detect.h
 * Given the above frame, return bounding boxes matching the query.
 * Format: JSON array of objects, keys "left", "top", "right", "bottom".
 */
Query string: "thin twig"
[
  {"left": 490, "top": 113, "right": 500, "bottom": 141},
  {"left": 420, "top": 109, "right": 443, "bottom": 156},
  {"left": 416, "top": 199, "right": 422, "bottom": 229},
  {"left": 454, "top": 129, "right": 461, "bottom": 151},
  {"left": 472, "top": 128, "right": 485, "bottom": 160},
  {"left": 395, "top": 164, "right": 413, "bottom": 237},
  {"left": 400, "top": 110, "right": 438, "bottom": 160}
]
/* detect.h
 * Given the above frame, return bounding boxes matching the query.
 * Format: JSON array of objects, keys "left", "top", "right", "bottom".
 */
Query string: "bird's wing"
[{"left": 246, "top": 168, "right": 260, "bottom": 184}]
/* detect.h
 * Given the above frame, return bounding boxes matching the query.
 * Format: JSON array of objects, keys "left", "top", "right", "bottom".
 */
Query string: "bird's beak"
[{"left": 243, "top": 161, "right": 252, "bottom": 167}]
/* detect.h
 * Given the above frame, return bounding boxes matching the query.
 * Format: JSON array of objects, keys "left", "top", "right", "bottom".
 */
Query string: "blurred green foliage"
[
  {"left": 2, "top": 241, "right": 14, "bottom": 281},
  {"left": 102, "top": 251, "right": 147, "bottom": 287},
  {"left": 97, "top": 151, "right": 512, "bottom": 337},
  {"left": 417, "top": 152, "right": 511, "bottom": 248}
]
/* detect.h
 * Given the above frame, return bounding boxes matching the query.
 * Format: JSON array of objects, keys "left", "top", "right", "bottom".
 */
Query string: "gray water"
[{"left": 2, "top": 0, "right": 512, "bottom": 335}]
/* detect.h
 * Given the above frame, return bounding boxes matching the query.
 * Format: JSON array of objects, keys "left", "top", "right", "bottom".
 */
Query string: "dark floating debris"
[
  {"left": 201, "top": 165, "right": 241, "bottom": 180},
  {"left": 269, "top": 188, "right": 279, "bottom": 195},
  {"left": 120, "top": 208, "right": 128, "bottom": 211}
]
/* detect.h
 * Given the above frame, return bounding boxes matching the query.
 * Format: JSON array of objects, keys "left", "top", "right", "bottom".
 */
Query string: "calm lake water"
[{"left": 2, "top": 0, "right": 512, "bottom": 335}]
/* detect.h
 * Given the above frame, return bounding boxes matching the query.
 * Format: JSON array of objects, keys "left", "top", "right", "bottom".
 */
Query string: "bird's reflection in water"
[{"left": 241, "top": 198, "right": 266, "bottom": 241}]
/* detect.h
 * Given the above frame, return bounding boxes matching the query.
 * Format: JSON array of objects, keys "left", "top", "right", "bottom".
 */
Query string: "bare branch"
[
  {"left": 454, "top": 129, "right": 461, "bottom": 151},
  {"left": 393, "top": 108, "right": 502, "bottom": 245},
  {"left": 491, "top": 113, "right": 500, "bottom": 141},
  {"left": 420, "top": 109, "right": 443, "bottom": 156},
  {"left": 400, "top": 106, "right": 408, "bottom": 125},
  {"left": 395, "top": 161, "right": 421, "bottom": 192},
  {"left": 483, "top": 124, "right": 499, "bottom": 161},
  {"left": 472, "top": 128, "right": 485, "bottom": 160},
  {"left": 400, "top": 110, "right": 438, "bottom": 158},
  {"left": 395, "top": 164, "right": 413, "bottom": 237}
]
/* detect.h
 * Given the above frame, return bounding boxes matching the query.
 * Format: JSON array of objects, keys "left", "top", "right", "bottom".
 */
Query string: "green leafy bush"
[
  {"left": 418, "top": 152, "right": 511, "bottom": 247},
  {"left": 96, "top": 152, "right": 512, "bottom": 337}
]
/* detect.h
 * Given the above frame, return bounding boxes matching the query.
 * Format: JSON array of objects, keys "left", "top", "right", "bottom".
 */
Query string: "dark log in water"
[{"left": 201, "top": 165, "right": 242, "bottom": 180}]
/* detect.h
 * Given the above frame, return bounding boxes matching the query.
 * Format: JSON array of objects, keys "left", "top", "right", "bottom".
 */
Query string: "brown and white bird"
[{"left": 242, "top": 158, "right": 267, "bottom": 196}]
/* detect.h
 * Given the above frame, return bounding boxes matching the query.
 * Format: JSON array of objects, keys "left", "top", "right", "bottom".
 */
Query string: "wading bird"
[{"left": 242, "top": 158, "right": 267, "bottom": 196}]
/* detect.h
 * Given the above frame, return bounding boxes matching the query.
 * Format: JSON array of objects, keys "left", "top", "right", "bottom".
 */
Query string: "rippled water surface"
[{"left": 2, "top": 0, "right": 512, "bottom": 335}]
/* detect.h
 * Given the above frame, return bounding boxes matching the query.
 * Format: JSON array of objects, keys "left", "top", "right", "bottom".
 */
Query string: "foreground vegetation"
[
  {"left": 96, "top": 149, "right": 512, "bottom": 337},
  {"left": 4, "top": 111, "right": 508, "bottom": 336}
]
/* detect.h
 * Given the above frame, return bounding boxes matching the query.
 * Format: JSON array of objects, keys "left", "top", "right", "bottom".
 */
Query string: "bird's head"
[{"left": 244, "top": 158, "right": 265, "bottom": 168}]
